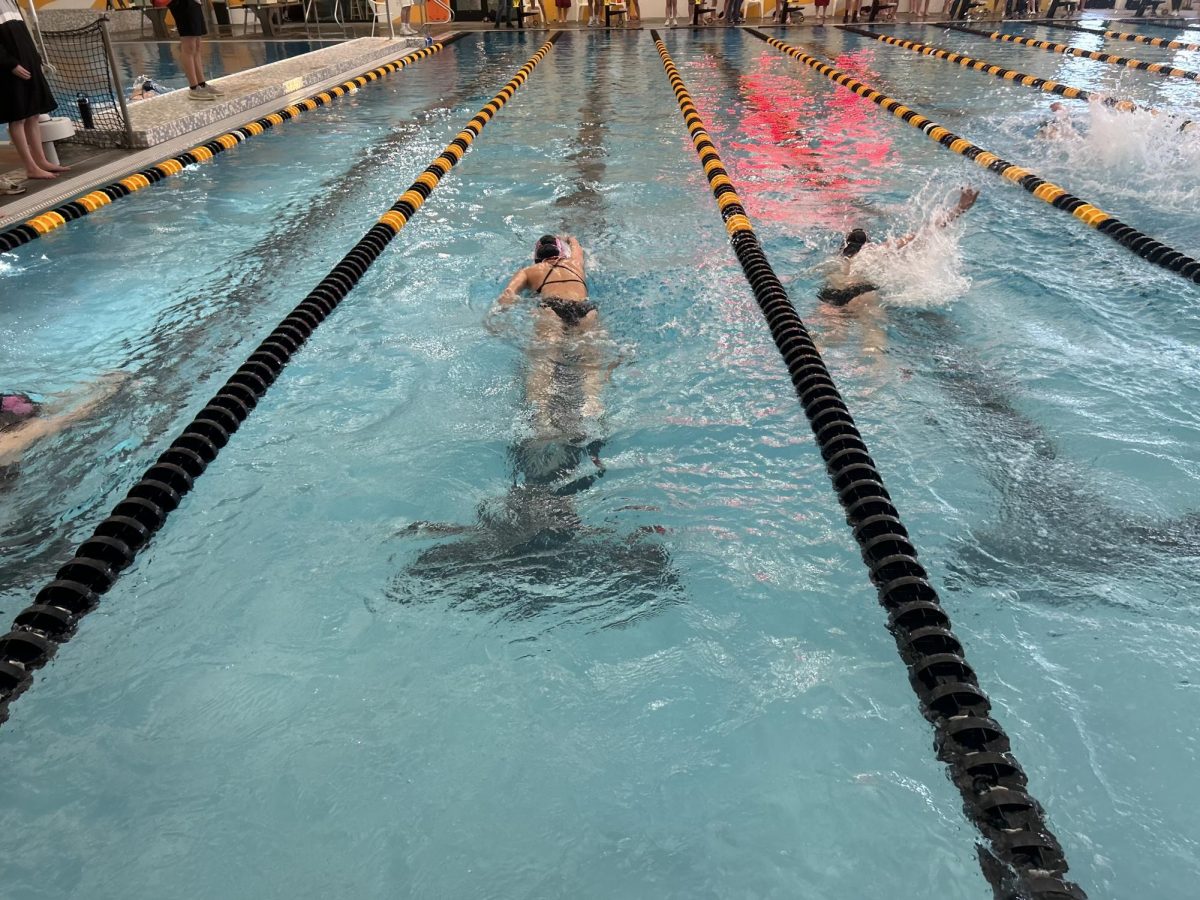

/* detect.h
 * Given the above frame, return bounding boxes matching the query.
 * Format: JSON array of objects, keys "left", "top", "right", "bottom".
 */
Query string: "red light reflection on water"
[{"left": 684, "top": 49, "right": 896, "bottom": 231}]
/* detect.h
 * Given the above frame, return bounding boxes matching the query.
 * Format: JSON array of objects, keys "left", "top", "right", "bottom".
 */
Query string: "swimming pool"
[
  {"left": 2, "top": 25, "right": 1199, "bottom": 898},
  {"left": 111, "top": 39, "right": 345, "bottom": 92}
]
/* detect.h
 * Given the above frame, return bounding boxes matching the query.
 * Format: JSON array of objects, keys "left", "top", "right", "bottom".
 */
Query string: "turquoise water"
[
  {"left": 2, "top": 27, "right": 1199, "bottom": 898},
  {"left": 111, "top": 39, "right": 345, "bottom": 91}
]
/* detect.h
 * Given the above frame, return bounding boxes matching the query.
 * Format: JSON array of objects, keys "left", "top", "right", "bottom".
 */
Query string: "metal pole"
[
  {"left": 99, "top": 17, "right": 136, "bottom": 149},
  {"left": 386, "top": 0, "right": 394, "bottom": 38},
  {"left": 20, "top": 0, "right": 55, "bottom": 71}
]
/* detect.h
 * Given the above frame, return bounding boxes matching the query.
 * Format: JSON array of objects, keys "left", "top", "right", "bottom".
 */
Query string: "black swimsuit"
[
  {"left": 818, "top": 282, "right": 878, "bottom": 307},
  {"left": 535, "top": 258, "right": 596, "bottom": 325}
]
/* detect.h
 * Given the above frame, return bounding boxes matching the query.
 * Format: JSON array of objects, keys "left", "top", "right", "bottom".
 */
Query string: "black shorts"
[{"left": 169, "top": 0, "right": 208, "bottom": 37}]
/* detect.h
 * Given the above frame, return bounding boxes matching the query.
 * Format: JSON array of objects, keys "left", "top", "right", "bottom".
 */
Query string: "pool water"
[
  {"left": 111, "top": 39, "right": 345, "bottom": 92},
  {"left": 2, "top": 25, "right": 1199, "bottom": 898}
]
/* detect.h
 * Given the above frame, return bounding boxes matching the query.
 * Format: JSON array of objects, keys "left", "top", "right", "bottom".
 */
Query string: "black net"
[{"left": 41, "top": 18, "right": 130, "bottom": 146}]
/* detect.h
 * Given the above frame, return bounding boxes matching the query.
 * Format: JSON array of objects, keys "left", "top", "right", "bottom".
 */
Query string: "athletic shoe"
[
  {"left": 188, "top": 88, "right": 216, "bottom": 101},
  {"left": 201, "top": 83, "right": 224, "bottom": 96}
]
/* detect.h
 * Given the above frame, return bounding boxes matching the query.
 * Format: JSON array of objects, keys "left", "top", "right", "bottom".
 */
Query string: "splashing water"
[
  {"left": 1036, "top": 100, "right": 1200, "bottom": 213},
  {"left": 829, "top": 184, "right": 972, "bottom": 309}
]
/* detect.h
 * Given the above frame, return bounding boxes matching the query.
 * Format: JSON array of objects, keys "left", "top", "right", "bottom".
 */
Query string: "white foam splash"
[
  {"left": 1047, "top": 100, "right": 1200, "bottom": 212},
  {"left": 833, "top": 183, "right": 972, "bottom": 309}
]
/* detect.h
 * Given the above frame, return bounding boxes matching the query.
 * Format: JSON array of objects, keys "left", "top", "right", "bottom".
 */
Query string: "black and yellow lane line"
[
  {"left": 747, "top": 28, "right": 1200, "bottom": 284},
  {"left": 650, "top": 29, "right": 1086, "bottom": 900},
  {"left": 0, "top": 34, "right": 467, "bottom": 253},
  {"left": 0, "top": 34, "right": 563, "bottom": 729},
  {"left": 940, "top": 22, "right": 1200, "bottom": 83},
  {"left": 841, "top": 25, "right": 1197, "bottom": 132},
  {"left": 1035, "top": 19, "right": 1200, "bottom": 52}
]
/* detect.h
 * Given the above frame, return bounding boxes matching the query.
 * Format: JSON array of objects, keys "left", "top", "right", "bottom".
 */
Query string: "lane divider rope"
[
  {"left": 651, "top": 29, "right": 1085, "bottom": 900},
  {"left": 840, "top": 25, "right": 1197, "bottom": 132},
  {"left": 939, "top": 22, "right": 1200, "bottom": 82},
  {"left": 747, "top": 28, "right": 1200, "bottom": 284},
  {"left": 1034, "top": 18, "right": 1200, "bottom": 52},
  {"left": 0, "top": 34, "right": 467, "bottom": 253},
  {"left": 0, "top": 33, "right": 563, "bottom": 728}
]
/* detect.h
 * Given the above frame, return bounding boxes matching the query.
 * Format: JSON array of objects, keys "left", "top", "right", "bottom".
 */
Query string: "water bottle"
[
  {"left": 77, "top": 94, "right": 94, "bottom": 129},
  {"left": 424, "top": 34, "right": 433, "bottom": 46}
]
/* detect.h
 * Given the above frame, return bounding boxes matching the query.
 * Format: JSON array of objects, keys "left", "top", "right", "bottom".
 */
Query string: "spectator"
[
  {"left": 554, "top": 0, "right": 572, "bottom": 21},
  {"left": 814, "top": 0, "right": 830, "bottom": 23},
  {"left": 167, "top": 0, "right": 222, "bottom": 101},
  {"left": 494, "top": 0, "right": 517, "bottom": 27},
  {"left": 665, "top": 0, "right": 679, "bottom": 23},
  {"left": 842, "top": 0, "right": 861, "bottom": 21},
  {"left": 399, "top": 0, "right": 418, "bottom": 35},
  {"left": 1, "top": 0, "right": 69, "bottom": 179}
]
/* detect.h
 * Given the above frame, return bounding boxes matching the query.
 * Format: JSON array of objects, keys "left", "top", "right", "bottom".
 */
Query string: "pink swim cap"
[{"left": 1, "top": 394, "right": 36, "bottom": 417}]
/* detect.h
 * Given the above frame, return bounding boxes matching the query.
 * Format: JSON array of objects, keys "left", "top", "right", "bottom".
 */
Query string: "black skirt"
[{"left": 0, "top": 19, "right": 57, "bottom": 124}]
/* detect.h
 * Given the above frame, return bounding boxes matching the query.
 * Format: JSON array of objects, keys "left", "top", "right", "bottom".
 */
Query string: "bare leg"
[
  {"left": 526, "top": 311, "right": 567, "bottom": 432},
  {"left": 573, "top": 314, "right": 611, "bottom": 420},
  {"left": 9, "top": 117, "right": 55, "bottom": 179},
  {"left": 21, "top": 117, "right": 69, "bottom": 173},
  {"left": 191, "top": 38, "right": 207, "bottom": 86},
  {"left": 180, "top": 36, "right": 200, "bottom": 86}
]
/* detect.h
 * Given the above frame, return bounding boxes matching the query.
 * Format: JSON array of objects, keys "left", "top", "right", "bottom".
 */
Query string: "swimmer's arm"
[
  {"left": 565, "top": 236, "right": 585, "bottom": 271},
  {"left": 495, "top": 269, "right": 529, "bottom": 308},
  {"left": 891, "top": 187, "right": 978, "bottom": 249},
  {"left": 933, "top": 187, "right": 979, "bottom": 229},
  {"left": 0, "top": 375, "right": 124, "bottom": 464}
]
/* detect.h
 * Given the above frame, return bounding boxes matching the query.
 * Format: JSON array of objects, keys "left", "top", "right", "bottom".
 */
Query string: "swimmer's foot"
[
  {"left": 25, "top": 168, "right": 57, "bottom": 180},
  {"left": 45, "top": 163, "right": 72, "bottom": 173}
]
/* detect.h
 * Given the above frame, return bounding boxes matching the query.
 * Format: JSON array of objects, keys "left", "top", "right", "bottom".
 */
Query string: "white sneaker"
[
  {"left": 400, "top": 24, "right": 417, "bottom": 34},
  {"left": 188, "top": 87, "right": 216, "bottom": 101}
]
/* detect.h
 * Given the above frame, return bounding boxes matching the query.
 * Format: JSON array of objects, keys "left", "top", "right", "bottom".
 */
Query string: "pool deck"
[{"left": 1, "top": 34, "right": 428, "bottom": 227}]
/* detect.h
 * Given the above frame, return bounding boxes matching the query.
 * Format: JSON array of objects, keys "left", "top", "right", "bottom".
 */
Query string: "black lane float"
[
  {"left": 1035, "top": 18, "right": 1200, "bottom": 52},
  {"left": 747, "top": 28, "right": 1200, "bottom": 284},
  {"left": 0, "top": 34, "right": 563, "bottom": 728},
  {"left": 840, "top": 25, "right": 1197, "bottom": 132},
  {"left": 651, "top": 30, "right": 1085, "bottom": 900},
  {"left": 0, "top": 34, "right": 467, "bottom": 252},
  {"left": 941, "top": 22, "right": 1200, "bottom": 82}
]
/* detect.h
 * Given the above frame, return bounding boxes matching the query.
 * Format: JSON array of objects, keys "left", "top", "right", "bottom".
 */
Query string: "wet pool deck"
[{"left": 1, "top": 34, "right": 431, "bottom": 226}]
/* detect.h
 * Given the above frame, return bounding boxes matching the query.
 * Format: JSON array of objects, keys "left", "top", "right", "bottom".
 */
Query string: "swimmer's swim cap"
[
  {"left": 0, "top": 393, "right": 39, "bottom": 431},
  {"left": 842, "top": 228, "right": 869, "bottom": 258},
  {"left": 534, "top": 234, "right": 566, "bottom": 262}
]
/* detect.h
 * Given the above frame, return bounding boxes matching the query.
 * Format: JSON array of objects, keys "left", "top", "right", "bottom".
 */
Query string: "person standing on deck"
[
  {"left": 0, "top": 0, "right": 69, "bottom": 180},
  {"left": 167, "top": 0, "right": 221, "bottom": 100}
]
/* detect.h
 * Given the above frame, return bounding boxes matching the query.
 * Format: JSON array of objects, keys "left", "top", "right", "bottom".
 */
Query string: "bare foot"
[
  {"left": 25, "top": 169, "right": 57, "bottom": 180},
  {"left": 46, "top": 163, "right": 72, "bottom": 173}
]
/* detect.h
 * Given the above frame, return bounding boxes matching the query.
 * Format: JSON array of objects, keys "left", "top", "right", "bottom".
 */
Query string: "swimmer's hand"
[
  {"left": 485, "top": 296, "right": 516, "bottom": 335},
  {"left": 957, "top": 187, "right": 979, "bottom": 211}
]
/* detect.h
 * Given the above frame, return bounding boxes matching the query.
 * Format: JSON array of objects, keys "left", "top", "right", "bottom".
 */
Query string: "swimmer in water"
[
  {"left": 491, "top": 234, "right": 611, "bottom": 421},
  {"left": 814, "top": 187, "right": 977, "bottom": 364},
  {"left": 818, "top": 186, "right": 979, "bottom": 311},
  {"left": 0, "top": 374, "right": 127, "bottom": 469},
  {"left": 1038, "top": 101, "right": 1079, "bottom": 141}
]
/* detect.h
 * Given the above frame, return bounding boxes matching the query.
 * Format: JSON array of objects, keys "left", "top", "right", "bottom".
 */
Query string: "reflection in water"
[
  {"left": 904, "top": 312, "right": 1200, "bottom": 595},
  {"left": 390, "top": 344, "right": 681, "bottom": 632}
]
